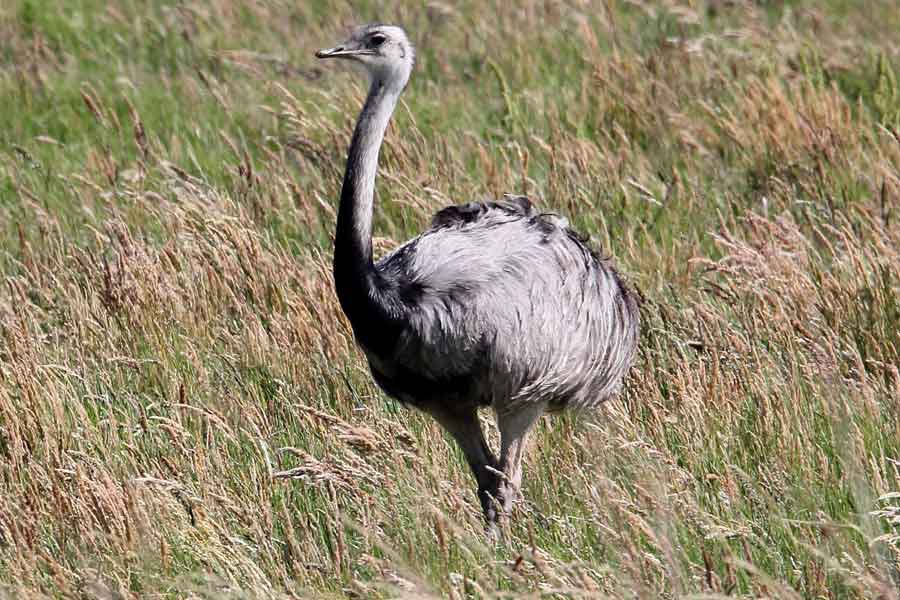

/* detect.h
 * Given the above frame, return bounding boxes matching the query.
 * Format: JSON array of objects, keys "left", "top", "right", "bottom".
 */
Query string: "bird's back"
[{"left": 368, "top": 197, "right": 639, "bottom": 413}]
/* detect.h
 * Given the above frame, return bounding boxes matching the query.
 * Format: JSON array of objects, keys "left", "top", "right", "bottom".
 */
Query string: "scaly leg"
[
  {"left": 426, "top": 404, "right": 500, "bottom": 524},
  {"left": 494, "top": 401, "right": 546, "bottom": 516}
]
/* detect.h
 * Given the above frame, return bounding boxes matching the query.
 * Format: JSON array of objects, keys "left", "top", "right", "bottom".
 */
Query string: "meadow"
[{"left": 1, "top": 0, "right": 899, "bottom": 597}]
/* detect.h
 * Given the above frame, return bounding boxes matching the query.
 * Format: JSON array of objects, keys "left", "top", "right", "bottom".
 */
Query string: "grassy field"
[{"left": 1, "top": 0, "right": 899, "bottom": 597}]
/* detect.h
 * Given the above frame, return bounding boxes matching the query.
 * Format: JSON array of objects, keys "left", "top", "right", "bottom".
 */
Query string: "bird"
[{"left": 315, "top": 24, "right": 640, "bottom": 528}]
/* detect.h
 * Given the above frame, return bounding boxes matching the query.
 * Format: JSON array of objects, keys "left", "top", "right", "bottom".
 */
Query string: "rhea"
[{"left": 316, "top": 24, "right": 639, "bottom": 527}]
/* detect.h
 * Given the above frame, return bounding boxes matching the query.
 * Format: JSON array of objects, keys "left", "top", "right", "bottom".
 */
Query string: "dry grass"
[{"left": 1, "top": 0, "right": 899, "bottom": 597}]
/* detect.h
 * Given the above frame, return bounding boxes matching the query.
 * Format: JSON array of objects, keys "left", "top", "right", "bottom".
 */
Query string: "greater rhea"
[{"left": 315, "top": 24, "right": 639, "bottom": 528}]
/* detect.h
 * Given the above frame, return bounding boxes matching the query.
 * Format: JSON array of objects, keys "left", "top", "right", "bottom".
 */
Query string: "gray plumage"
[
  {"left": 375, "top": 197, "right": 637, "bottom": 411},
  {"left": 316, "top": 24, "right": 639, "bottom": 528}
]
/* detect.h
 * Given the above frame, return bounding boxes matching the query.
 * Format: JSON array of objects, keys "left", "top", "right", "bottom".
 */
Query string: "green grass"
[{"left": 1, "top": 0, "right": 899, "bottom": 598}]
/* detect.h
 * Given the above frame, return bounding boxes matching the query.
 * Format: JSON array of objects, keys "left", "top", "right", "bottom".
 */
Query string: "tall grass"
[{"left": 1, "top": 0, "right": 898, "bottom": 597}]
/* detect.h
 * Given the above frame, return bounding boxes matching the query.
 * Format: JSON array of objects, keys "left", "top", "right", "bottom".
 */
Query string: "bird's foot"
[
  {"left": 479, "top": 482, "right": 520, "bottom": 542},
  {"left": 496, "top": 480, "right": 521, "bottom": 516}
]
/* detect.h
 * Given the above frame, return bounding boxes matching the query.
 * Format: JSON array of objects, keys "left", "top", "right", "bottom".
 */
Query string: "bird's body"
[
  {"left": 316, "top": 24, "right": 639, "bottom": 528},
  {"left": 363, "top": 196, "right": 638, "bottom": 414}
]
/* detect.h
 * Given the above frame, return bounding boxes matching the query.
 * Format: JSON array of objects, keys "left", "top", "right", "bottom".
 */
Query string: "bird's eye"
[{"left": 369, "top": 34, "right": 387, "bottom": 48}]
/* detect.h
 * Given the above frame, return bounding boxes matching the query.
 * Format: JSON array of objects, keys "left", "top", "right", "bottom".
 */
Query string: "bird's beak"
[{"left": 315, "top": 45, "right": 369, "bottom": 59}]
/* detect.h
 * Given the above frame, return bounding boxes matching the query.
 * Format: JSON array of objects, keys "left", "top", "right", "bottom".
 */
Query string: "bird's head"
[{"left": 316, "top": 24, "right": 414, "bottom": 92}]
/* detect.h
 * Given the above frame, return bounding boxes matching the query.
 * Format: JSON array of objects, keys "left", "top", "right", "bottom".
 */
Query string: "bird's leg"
[
  {"left": 426, "top": 404, "right": 500, "bottom": 524},
  {"left": 494, "top": 401, "right": 546, "bottom": 517}
]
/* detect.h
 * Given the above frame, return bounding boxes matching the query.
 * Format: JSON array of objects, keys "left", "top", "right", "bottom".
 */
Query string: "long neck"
[{"left": 333, "top": 78, "right": 402, "bottom": 344}]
